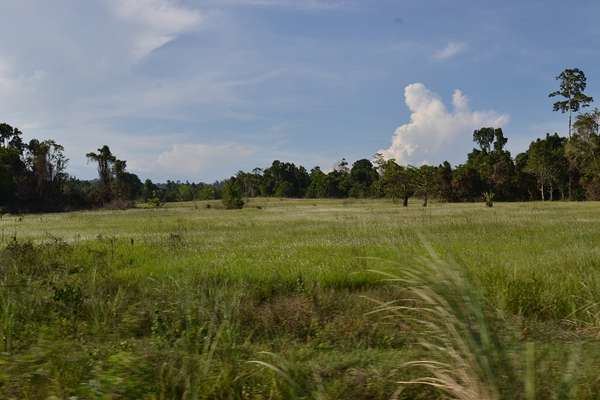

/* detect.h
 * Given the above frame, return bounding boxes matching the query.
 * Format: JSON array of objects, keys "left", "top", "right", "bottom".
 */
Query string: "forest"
[{"left": 1, "top": 68, "right": 598, "bottom": 212}]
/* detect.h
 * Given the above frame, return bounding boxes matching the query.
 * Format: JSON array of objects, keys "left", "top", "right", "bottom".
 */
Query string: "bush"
[
  {"left": 483, "top": 191, "right": 495, "bottom": 207},
  {"left": 147, "top": 196, "right": 163, "bottom": 208},
  {"left": 222, "top": 179, "right": 244, "bottom": 209}
]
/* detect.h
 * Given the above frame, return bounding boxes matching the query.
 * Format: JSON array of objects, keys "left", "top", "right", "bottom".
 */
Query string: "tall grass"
[
  {"left": 1, "top": 200, "right": 599, "bottom": 398},
  {"left": 368, "top": 240, "right": 589, "bottom": 400}
]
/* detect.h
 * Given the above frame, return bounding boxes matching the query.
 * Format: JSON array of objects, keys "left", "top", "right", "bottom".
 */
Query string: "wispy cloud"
[
  {"left": 433, "top": 41, "right": 467, "bottom": 60},
  {"left": 203, "top": 0, "right": 350, "bottom": 10},
  {"left": 154, "top": 142, "right": 256, "bottom": 177},
  {"left": 109, "top": 0, "right": 204, "bottom": 59}
]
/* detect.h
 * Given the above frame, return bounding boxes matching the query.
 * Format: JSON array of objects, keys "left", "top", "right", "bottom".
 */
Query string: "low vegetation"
[{"left": 1, "top": 199, "right": 599, "bottom": 399}]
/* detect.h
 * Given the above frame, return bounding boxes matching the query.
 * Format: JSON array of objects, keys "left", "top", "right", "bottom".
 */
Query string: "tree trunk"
[
  {"left": 540, "top": 181, "right": 545, "bottom": 201},
  {"left": 549, "top": 182, "right": 554, "bottom": 201},
  {"left": 568, "top": 92, "right": 572, "bottom": 138},
  {"left": 403, "top": 195, "right": 408, "bottom": 207},
  {"left": 423, "top": 193, "right": 428, "bottom": 207}
]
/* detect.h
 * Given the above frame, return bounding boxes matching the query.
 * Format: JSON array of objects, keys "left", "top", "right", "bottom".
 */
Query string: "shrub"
[
  {"left": 147, "top": 196, "right": 163, "bottom": 208},
  {"left": 483, "top": 191, "right": 495, "bottom": 207},
  {"left": 222, "top": 179, "right": 244, "bottom": 209}
]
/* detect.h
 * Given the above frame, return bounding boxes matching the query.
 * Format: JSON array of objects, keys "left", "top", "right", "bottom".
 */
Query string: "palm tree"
[
  {"left": 86, "top": 145, "right": 116, "bottom": 201},
  {"left": 86, "top": 145, "right": 116, "bottom": 186}
]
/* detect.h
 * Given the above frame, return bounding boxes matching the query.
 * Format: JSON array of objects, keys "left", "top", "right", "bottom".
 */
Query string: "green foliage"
[
  {"left": 261, "top": 160, "right": 310, "bottom": 198},
  {"left": 305, "top": 167, "right": 328, "bottom": 198},
  {"left": 349, "top": 159, "right": 378, "bottom": 198},
  {"left": 379, "top": 159, "right": 414, "bottom": 205},
  {"left": 222, "top": 178, "right": 245, "bottom": 209},
  {"left": 525, "top": 133, "right": 568, "bottom": 201},
  {"left": 147, "top": 194, "right": 163, "bottom": 208},
  {"left": 410, "top": 165, "right": 437, "bottom": 206}
]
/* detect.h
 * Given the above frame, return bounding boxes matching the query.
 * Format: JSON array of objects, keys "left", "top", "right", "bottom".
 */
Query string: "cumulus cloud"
[
  {"left": 433, "top": 41, "right": 467, "bottom": 60},
  {"left": 379, "top": 83, "right": 509, "bottom": 165},
  {"left": 110, "top": 0, "right": 203, "bottom": 59}
]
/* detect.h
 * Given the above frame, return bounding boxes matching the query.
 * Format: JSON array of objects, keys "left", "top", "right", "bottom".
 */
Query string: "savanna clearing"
[{"left": 1, "top": 199, "right": 599, "bottom": 399}]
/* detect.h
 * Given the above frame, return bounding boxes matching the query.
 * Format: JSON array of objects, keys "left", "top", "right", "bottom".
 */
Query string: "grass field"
[{"left": 1, "top": 199, "right": 599, "bottom": 399}]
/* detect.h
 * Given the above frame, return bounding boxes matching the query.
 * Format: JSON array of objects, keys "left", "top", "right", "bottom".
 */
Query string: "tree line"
[{"left": 1, "top": 68, "right": 598, "bottom": 212}]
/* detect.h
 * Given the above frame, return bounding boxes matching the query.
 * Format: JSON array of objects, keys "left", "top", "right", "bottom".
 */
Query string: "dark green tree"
[
  {"left": 467, "top": 128, "right": 516, "bottom": 200},
  {"left": 222, "top": 178, "right": 244, "bottom": 209},
  {"left": 325, "top": 159, "right": 351, "bottom": 198},
  {"left": 22, "top": 139, "right": 68, "bottom": 210},
  {"left": 380, "top": 159, "right": 414, "bottom": 206},
  {"left": 566, "top": 111, "right": 600, "bottom": 199},
  {"left": 437, "top": 161, "right": 453, "bottom": 202},
  {"left": 410, "top": 165, "right": 437, "bottom": 207},
  {"left": 349, "top": 159, "right": 378, "bottom": 197},
  {"left": 473, "top": 127, "right": 496, "bottom": 153},
  {"left": 86, "top": 145, "right": 117, "bottom": 203},
  {"left": 451, "top": 165, "right": 485, "bottom": 202},
  {"left": 142, "top": 179, "right": 159, "bottom": 201},
  {"left": 306, "top": 167, "right": 328, "bottom": 198},
  {"left": 525, "top": 133, "right": 568, "bottom": 201},
  {"left": 0, "top": 124, "right": 26, "bottom": 209}
]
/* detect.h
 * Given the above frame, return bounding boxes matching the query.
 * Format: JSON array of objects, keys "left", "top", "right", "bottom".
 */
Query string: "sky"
[{"left": 1, "top": 0, "right": 599, "bottom": 182}]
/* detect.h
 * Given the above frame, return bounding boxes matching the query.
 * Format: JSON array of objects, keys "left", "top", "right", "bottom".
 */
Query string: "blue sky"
[{"left": 1, "top": 0, "right": 599, "bottom": 182}]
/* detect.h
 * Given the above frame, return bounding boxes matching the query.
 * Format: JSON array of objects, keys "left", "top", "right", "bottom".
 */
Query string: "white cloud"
[
  {"left": 379, "top": 83, "right": 509, "bottom": 165},
  {"left": 109, "top": 0, "right": 203, "bottom": 59},
  {"left": 433, "top": 41, "right": 467, "bottom": 60}
]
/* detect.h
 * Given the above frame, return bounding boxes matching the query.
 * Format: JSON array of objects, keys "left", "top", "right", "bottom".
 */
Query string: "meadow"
[{"left": 1, "top": 198, "right": 599, "bottom": 399}]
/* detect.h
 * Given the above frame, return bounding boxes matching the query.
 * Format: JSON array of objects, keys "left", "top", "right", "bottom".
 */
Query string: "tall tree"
[
  {"left": 23, "top": 139, "right": 68, "bottom": 208},
  {"left": 349, "top": 159, "right": 378, "bottom": 198},
  {"left": 573, "top": 108, "right": 600, "bottom": 139},
  {"left": 410, "top": 165, "right": 437, "bottom": 207},
  {"left": 451, "top": 165, "right": 484, "bottom": 202},
  {"left": 306, "top": 167, "right": 328, "bottom": 198},
  {"left": 86, "top": 145, "right": 117, "bottom": 190},
  {"left": 549, "top": 68, "right": 594, "bottom": 137},
  {"left": 380, "top": 160, "right": 414, "bottom": 206},
  {"left": 437, "top": 161, "right": 453, "bottom": 202},
  {"left": 525, "top": 133, "right": 568, "bottom": 201},
  {"left": 0, "top": 125, "right": 26, "bottom": 209},
  {"left": 473, "top": 127, "right": 496, "bottom": 153},
  {"left": 222, "top": 177, "right": 244, "bottom": 209},
  {"left": 467, "top": 127, "right": 516, "bottom": 200},
  {"left": 566, "top": 110, "right": 600, "bottom": 199}
]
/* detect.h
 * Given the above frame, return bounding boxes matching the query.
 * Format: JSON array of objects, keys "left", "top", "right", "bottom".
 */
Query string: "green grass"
[{"left": 1, "top": 199, "right": 599, "bottom": 399}]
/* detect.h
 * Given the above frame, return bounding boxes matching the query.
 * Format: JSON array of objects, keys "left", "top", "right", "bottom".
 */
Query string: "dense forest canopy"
[{"left": 2, "top": 68, "right": 600, "bottom": 212}]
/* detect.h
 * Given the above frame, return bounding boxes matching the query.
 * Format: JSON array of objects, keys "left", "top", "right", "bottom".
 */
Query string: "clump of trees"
[
  {"left": 86, "top": 145, "right": 142, "bottom": 207},
  {"left": 0, "top": 124, "right": 70, "bottom": 212},
  {"left": 0, "top": 126, "right": 143, "bottom": 212}
]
